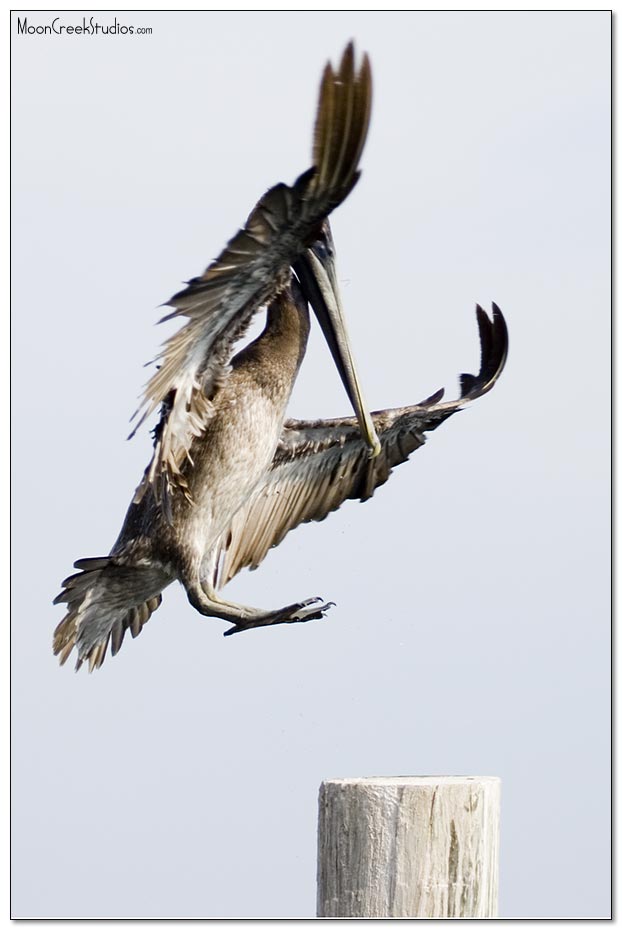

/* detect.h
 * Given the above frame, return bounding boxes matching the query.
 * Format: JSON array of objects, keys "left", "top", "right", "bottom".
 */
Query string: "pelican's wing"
[
  {"left": 212, "top": 305, "right": 507, "bottom": 589},
  {"left": 131, "top": 43, "right": 372, "bottom": 511}
]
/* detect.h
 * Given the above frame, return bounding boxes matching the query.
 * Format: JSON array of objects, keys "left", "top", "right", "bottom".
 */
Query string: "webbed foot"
[{"left": 223, "top": 597, "right": 335, "bottom": 637}]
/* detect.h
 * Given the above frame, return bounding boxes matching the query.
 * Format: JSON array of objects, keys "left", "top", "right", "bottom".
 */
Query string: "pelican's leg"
[
  {"left": 221, "top": 593, "right": 335, "bottom": 637},
  {"left": 185, "top": 578, "right": 334, "bottom": 637}
]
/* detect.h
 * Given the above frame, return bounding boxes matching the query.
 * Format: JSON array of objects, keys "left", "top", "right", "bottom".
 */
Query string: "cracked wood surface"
[{"left": 317, "top": 776, "right": 500, "bottom": 918}]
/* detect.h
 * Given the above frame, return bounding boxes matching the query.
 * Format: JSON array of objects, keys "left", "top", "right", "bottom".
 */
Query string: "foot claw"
[
  {"left": 290, "top": 600, "right": 334, "bottom": 622},
  {"left": 223, "top": 625, "right": 243, "bottom": 638},
  {"left": 223, "top": 598, "right": 335, "bottom": 637}
]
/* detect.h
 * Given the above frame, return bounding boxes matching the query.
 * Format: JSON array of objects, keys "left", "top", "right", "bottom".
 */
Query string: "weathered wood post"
[{"left": 317, "top": 776, "right": 500, "bottom": 918}]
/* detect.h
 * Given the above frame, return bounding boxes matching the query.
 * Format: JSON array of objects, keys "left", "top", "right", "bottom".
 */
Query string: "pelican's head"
[{"left": 293, "top": 220, "right": 381, "bottom": 458}]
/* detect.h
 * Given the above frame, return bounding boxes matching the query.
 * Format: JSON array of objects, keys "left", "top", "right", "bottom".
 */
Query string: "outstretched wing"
[
  {"left": 211, "top": 304, "right": 508, "bottom": 589},
  {"left": 131, "top": 43, "right": 372, "bottom": 511}
]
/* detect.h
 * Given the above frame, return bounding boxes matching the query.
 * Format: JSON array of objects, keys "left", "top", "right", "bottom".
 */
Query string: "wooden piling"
[{"left": 317, "top": 775, "right": 500, "bottom": 918}]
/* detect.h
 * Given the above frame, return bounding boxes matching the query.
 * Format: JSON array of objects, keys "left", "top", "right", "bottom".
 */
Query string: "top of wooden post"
[
  {"left": 321, "top": 775, "right": 500, "bottom": 787},
  {"left": 317, "top": 774, "right": 501, "bottom": 919}
]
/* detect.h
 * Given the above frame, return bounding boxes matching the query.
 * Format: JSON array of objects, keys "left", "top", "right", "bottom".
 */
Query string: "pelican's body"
[
  {"left": 54, "top": 45, "right": 508, "bottom": 671},
  {"left": 108, "top": 285, "right": 315, "bottom": 633},
  {"left": 171, "top": 289, "right": 310, "bottom": 570}
]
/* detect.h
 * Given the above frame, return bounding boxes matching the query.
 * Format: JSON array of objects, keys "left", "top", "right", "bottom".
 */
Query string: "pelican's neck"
[
  {"left": 229, "top": 282, "right": 310, "bottom": 405},
  {"left": 266, "top": 282, "right": 309, "bottom": 346}
]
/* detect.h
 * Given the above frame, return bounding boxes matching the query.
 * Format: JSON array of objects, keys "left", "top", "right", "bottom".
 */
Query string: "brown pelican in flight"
[{"left": 54, "top": 44, "right": 508, "bottom": 671}]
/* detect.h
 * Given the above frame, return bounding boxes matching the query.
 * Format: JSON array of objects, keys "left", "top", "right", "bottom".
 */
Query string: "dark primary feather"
[
  {"left": 131, "top": 42, "right": 372, "bottom": 512},
  {"left": 211, "top": 305, "right": 508, "bottom": 589}
]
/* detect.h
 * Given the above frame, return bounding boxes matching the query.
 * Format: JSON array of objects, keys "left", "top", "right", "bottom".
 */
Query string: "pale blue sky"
[{"left": 12, "top": 11, "right": 610, "bottom": 918}]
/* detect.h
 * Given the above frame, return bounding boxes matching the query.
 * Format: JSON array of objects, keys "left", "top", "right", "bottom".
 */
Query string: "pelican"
[{"left": 53, "top": 44, "right": 508, "bottom": 671}]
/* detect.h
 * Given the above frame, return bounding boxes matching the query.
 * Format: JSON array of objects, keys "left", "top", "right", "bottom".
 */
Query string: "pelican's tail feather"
[{"left": 53, "top": 557, "right": 166, "bottom": 672}]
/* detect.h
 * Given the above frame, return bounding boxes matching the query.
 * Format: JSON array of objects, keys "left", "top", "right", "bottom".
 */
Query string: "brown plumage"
[
  {"left": 212, "top": 306, "right": 507, "bottom": 597},
  {"left": 53, "top": 45, "right": 508, "bottom": 671},
  {"left": 129, "top": 42, "right": 373, "bottom": 513}
]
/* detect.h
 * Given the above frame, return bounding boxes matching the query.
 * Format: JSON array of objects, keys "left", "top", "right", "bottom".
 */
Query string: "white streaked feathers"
[
  {"left": 130, "top": 44, "right": 372, "bottom": 513},
  {"left": 212, "top": 304, "right": 507, "bottom": 589}
]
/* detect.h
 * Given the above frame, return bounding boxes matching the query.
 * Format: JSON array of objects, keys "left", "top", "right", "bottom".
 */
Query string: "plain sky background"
[{"left": 11, "top": 11, "right": 610, "bottom": 919}]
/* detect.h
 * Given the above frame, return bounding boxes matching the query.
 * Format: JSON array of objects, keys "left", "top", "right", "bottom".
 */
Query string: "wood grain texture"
[{"left": 317, "top": 776, "right": 500, "bottom": 918}]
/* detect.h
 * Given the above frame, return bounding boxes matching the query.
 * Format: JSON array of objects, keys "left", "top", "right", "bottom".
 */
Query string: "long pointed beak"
[{"left": 293, "top": 225, "right": 381, "bottom": 458}]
